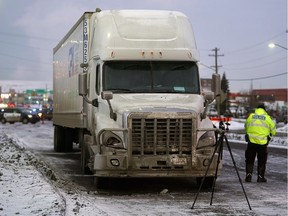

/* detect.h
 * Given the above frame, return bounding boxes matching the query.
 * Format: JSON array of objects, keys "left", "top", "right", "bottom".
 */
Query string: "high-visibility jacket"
[{"left": 245, "top": 108, "right": 276, "bottom": 145}]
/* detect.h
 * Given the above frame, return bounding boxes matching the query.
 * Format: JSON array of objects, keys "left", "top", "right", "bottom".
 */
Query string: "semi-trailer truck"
[{"left": 53, "top": 8, "right": 221, "bottom": 187}]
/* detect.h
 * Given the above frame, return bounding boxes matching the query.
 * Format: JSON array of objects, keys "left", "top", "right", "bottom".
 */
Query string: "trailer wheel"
[
  {"left": 54, "top": 126, "right": 65, "bottom": 152},
  {"left": 196, "top": 176, "right": 215, "bottom": 189}
]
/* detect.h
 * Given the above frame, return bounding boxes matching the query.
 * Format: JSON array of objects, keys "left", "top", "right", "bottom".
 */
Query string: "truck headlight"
[
  {"left": 102, "top": 131, "right": 124, "bottom": 149},
  {"left": 197, "top": 131, "right": 215, "bottom": 149},
  {"left": 28, "top": 114, "right": 33, "bottom": 118}
]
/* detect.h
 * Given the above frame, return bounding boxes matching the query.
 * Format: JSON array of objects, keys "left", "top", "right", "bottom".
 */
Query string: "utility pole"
[
  {"left": 209, "top": 48, "right": 224, "bottom": 116},
  {"left": 209, "top": 48, "right": 224, "bottom": 74}
]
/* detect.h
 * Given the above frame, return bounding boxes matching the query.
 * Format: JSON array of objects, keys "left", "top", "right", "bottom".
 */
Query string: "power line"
[
  {"left": 224, "top": 31, "right": 286, "bottom": 54},
  {"left": 229, "top": 72, "right": 288, "bottom": 81},
  {"left": 0, "top": 66, "right": 50, "bottom": 74},
  {"left": 0, "top": 40, "right": 51, "bottom": 51},
  {"left": 0, "top": 53, "right": 51, "bottom": 65},
  {"left": 0, "top": 31, "right": 58, "bottom": 42},
  {"left": 223, "top": 56, "right": 286, "bottom": 71},
  {"left": 199, "top": 62, "right": 215, "bottom": 71}
]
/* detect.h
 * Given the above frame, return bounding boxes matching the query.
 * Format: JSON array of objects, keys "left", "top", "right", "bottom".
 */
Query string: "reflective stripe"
[
  {"left": 247, "top": 134, "right": 268, "bottom": 145},
  {"left": 246, "top": 116, "right": 270, "bottom": 129},
  {"left": 248, "top": 134, "right": 267, "bottom": 141}
]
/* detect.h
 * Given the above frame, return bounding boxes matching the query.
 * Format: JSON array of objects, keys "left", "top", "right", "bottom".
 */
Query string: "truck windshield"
[{"left": 103, "top": 61, "right": 200, "bottom": 94}]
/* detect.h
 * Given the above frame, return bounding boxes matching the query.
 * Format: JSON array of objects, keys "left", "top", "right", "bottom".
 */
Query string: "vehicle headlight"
[
  {"left": 197, "top": 131, "right": 215, "bottom": 150},
  {"left": 28, "top": 114, "right": 33, "bottom": 118},
  {"left": 102, "top": 131, "right": 124, "bottom": 149}
]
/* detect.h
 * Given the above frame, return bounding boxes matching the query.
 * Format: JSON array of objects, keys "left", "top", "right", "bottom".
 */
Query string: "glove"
[
  {"left": 245, "top": 134, "right": 249, "bottom": 142},
  {"left": 267, "top": 136, "right": 271, "bottom": 145}
]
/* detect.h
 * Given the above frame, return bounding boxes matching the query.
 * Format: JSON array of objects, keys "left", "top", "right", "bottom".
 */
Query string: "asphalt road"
[{"left": 1, "top": 122, "right": 287, "bottom": 215}]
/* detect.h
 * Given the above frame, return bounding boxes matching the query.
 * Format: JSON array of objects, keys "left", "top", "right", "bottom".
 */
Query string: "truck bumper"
[{"left": 92, "top": 154, "right": 221, "bottom": 178}]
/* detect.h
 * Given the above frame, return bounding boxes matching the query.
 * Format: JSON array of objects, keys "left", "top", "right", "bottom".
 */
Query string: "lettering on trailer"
[
  {"left": 68, "top": 46, "right": 75, "bottom": 77},
  {"left": 83, "top": 18, "right": 88, "bottom": 66}
]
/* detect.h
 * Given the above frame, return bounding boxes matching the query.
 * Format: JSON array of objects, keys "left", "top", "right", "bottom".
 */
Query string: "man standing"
[{"left": 244, "top": 104, "right": 276, "bottom": 183}]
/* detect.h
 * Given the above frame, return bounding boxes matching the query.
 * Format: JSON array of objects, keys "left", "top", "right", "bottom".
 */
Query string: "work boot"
[
  {"left": 245, "top": 173, "right": 252, "bottom": 182},
  {"left": 257, "top": 166, "right": 267, "bottom": 183},
  {"left": 245, "top": 164, "right": 254, "bottom": 182},
  {"left": 257, "top": 175, "right": 267, "bottom": 182}
]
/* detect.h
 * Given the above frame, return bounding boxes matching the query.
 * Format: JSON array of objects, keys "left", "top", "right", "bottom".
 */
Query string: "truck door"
[{"left": 86, "top": 62, "right": 100, "bottom": 132}]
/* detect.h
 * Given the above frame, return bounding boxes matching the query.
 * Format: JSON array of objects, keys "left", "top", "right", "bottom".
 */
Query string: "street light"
[{"left": 268, "top": 43, "right": 288, "bottom": 50}]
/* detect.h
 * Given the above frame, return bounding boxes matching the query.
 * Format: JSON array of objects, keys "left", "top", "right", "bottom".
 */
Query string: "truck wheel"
[
  {"left": 64, "top": 128, "right": 73, "bottom": 152},
  {"left": 81, "top": 141, "right": 90, "bottom": 174},
  {"left": 94, "top": 177, "right": 103, "bottom": 189},
  {"left": 196, "top": 176, "right": 215, "bottom": 189},
  {"left": 54, "top": 126, "right": 65, "bottom": 152},
  {"left": 81, "top": 133, "right": 92, "bottom": 174},
  {"left": 1, "top": 118, "right": 6, "bottom": 124},
  {"left": 81, "top": 146, "right": 93, "bottom": 174}
]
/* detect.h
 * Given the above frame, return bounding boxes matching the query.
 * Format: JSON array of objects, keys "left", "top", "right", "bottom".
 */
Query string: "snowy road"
[{"left": 0, "top": 121, "right": 287, "bottom": 216}]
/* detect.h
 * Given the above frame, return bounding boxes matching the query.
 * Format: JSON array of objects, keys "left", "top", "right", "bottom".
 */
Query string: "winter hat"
[{"left": 257, "top": 103, "right": 266, "bottom": 111}]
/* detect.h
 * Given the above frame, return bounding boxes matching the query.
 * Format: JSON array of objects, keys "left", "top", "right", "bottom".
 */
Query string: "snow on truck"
[{"left": 53, "top": 8, "right": 221, "bottom": 187}]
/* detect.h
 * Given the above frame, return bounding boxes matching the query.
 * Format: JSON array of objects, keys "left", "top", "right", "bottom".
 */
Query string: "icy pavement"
[{"left": 0, "top": 120, "right": 287, "bottom": 215}]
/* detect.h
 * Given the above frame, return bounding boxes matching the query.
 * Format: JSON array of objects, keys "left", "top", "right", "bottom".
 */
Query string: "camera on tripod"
[{"left": 218, "top": 118, "right": 230, "bottom": 131}]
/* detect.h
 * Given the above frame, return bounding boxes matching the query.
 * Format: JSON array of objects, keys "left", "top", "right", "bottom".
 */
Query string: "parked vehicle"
[
  {"left": 276, "top": 111, "right": 288, "bottom": 124},
  {"left": 38, "top": 108, "right": 53, "bottom": 121},
  {"left": 53, "top": 9, "right": 221, "bottom": 187},
  {"left": 0, "top": 107, "right": 40, "bottom": 124}
]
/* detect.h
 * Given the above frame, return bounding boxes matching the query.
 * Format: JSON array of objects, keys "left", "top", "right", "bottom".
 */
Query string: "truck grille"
[{"left": 129, "top": 113, "right": 194, "bottom": 155}]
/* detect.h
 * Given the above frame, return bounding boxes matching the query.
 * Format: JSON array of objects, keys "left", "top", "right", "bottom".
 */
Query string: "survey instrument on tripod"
[{"left": 191, "top": 120, "right": 252, "bottom": 210}]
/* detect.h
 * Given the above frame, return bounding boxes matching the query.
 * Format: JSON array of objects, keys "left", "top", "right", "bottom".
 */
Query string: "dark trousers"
[{"left": 245, "top": 142, "right": 268, "bottom": 170}]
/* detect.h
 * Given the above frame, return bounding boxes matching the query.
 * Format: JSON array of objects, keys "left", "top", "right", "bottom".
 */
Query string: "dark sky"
[{"left": 0, "top": 0, "right": 286, "bottom": 92}]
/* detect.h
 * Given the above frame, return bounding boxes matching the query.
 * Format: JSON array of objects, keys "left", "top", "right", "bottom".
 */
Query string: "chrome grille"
[{"left": 129, "top": 113, "right": 193, "bottom": 155}]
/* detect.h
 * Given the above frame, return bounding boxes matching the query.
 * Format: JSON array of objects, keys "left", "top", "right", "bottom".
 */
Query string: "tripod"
[{"left": 191, "top": 121, "right": 252, "bottom": 210}]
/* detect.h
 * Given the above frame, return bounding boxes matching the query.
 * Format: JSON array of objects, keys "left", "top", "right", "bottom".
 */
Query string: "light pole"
[{"left": 268, "top": 43, "right": 288, "bottom": 50}]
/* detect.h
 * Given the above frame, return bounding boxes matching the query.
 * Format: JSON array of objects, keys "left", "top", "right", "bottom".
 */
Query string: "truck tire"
[
  {"left": 54, "top": 126, "right": 74, "bottom": 152},
  {"left": 1, "top": 118, "right": 6, "bottom": 124},
  {"left": 81, "top": 133, "right": 92, "bottom": 174},
  {"left": 64, "top": 128, "right": 73, "bottom": 152},
  {"left": 54, "top": 125, "right": 65, "bottom": 152},
  {"left": 81, "top": 141, "right": 91, "bottom": 174}
]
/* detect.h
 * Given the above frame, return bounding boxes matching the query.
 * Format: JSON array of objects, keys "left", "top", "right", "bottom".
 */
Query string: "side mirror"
[
  {"left": 101, "top": 91, "right": 116, "bottom": 121},
  {"left": 204, "top": 92, "right": 215, "bottom": 104},
  {"left": 78, "top": 73, "right": 88, "bottom": 96},
  {"left": 101, "top": 91, "right": 113, "bottom": 100}
]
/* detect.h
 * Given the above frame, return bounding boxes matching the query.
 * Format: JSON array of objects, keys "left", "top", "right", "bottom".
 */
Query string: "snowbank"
[{"left": 0, "top": 134, "right": 64, "bottom": 215}]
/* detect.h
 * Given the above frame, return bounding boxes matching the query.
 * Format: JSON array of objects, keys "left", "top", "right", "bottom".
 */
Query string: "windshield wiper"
[
  {"left": 172, "top": 65, "right": 186, "bottom": 70},
  {"left": 107, "top": 89, "right": 133, "bottom": 93}
]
